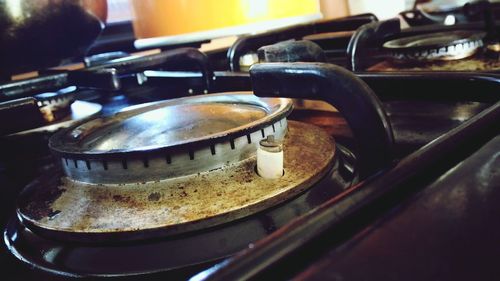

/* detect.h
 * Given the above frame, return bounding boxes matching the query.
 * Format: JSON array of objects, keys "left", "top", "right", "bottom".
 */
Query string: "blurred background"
[{"left": 107, "top": 0, "right": 415, "bottom": 40}]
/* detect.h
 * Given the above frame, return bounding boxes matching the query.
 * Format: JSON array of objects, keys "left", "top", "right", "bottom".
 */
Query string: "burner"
[
  {"left": 50, "top": 93, "right": 291, "bottom": 184},
  {"left": 17, "top": 93, "right": 336, "bottom": 242},
  {"left": 10, "top": 100, "right": 102, "bottom": 136},
  {"left": 33, "top": 86, "right": 82, "bottom": 122},
  {"left": 383, "top": 30, "right": 486, "bottom": 62}
]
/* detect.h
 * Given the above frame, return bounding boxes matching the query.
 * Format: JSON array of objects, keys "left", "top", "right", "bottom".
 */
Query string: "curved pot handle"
[{"left": 250, "top": 62, "right": 394, "bottom": 178}]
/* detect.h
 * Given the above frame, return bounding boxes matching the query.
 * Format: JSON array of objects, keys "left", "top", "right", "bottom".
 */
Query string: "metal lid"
[
  {"left": 50, "top": 93, "right": 291, "bottom": 157},
  {"left": 383, "top": 30, "right": 485, "bottom": 62},
  {"left": 49, "top": 93, "right": 293, "bottom": 184}
]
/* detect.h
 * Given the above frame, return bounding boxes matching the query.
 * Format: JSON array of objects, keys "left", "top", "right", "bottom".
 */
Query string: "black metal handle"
[
  {"left": 72, "top": 47, "right": 213, "bottom": 91},
  {"left": 250, "top": 62, "right": 394, "bottom": 178},
  {"left": 257, "top": 40, "right": 326, "bottom": 63},
  {"left": 347, "top": 18, "right": 401, "bottom": 71},
  {"left": 84, "top": 51, "right": 130, "bottom": 67},
  {"left": 229, "top": 15, "right": 377, "bottom": 71},
  {"left": 0, "top": 48, "right": 213, "bottom": 100}
]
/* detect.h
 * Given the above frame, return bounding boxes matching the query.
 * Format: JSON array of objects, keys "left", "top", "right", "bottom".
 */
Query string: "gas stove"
[{"left": 0, "top": 12, "right": 499, "bottom": 281}]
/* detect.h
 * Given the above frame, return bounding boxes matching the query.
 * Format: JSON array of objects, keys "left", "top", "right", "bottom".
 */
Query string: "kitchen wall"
[
  {"left": 110, "top": 0, "right": 415, "bottom": 23},
  {"left": 320, "top": 0, "right": 414, "bottom": 19}
]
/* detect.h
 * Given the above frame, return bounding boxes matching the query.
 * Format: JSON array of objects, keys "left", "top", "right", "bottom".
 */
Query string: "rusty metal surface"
[
  {"left": 18, "top": 121, "right": 335, "bottom": 241},
  {"left": 367, "top": 56, "right": 500, "bottom": 71},
  {"left": 3, "top": 146, "right": 349, "bottom": 278}
]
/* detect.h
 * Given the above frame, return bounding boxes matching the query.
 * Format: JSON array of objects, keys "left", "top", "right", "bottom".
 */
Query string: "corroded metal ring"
[
  {"left": 383, "top": 30, "right": 486, "bottom": 62},
  {"left": 18, "top": 121, "right": 335, "bottom": 241}
]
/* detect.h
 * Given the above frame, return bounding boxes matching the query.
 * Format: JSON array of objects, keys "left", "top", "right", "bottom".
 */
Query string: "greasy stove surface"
[
  {"left": 19, "top": 121, "right": 333, "bottom": 240},
  {"left": 1, "top": 14, "right": 499, "bottom": 280},
  {"left": 294, "top": 135, "right": 500, "bottom": 281},
  {"left": 368, "top": 54, "right": 500, "bottom": 72}
]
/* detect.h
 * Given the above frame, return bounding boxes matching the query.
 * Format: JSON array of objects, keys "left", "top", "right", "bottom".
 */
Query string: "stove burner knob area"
[{"left": 257, "top": 135, "right": 284, "bottom": 179}]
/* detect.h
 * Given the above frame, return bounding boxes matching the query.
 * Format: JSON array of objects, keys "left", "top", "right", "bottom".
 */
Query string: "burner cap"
[
  {"left": 383, "top": 30, "right": 486, "bottom": 62},
  {"left": 49, "top": 93, "right": 292, "bottom": 184}
]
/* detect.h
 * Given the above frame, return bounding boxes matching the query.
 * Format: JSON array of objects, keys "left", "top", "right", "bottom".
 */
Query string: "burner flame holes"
[{"left": 256, "top": 135, "right": 284, "bottom": 179}]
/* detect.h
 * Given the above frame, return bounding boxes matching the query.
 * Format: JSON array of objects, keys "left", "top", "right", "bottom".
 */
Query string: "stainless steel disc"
[{"left": 49, "top": 93, "right": 293, "bottom": 184}]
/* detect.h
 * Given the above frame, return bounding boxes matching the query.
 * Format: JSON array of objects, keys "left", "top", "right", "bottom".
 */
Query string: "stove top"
[{"left": 0, "top": 12, "right": 499, "bottom": 281}]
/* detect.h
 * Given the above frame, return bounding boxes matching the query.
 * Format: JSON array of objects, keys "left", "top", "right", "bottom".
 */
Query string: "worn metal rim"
[
  {"left": 4, "top": 147, "right": 348, "bottom": 278},
  {"left": 18, "top": 121, "right": 335, "bottom": 242}
]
